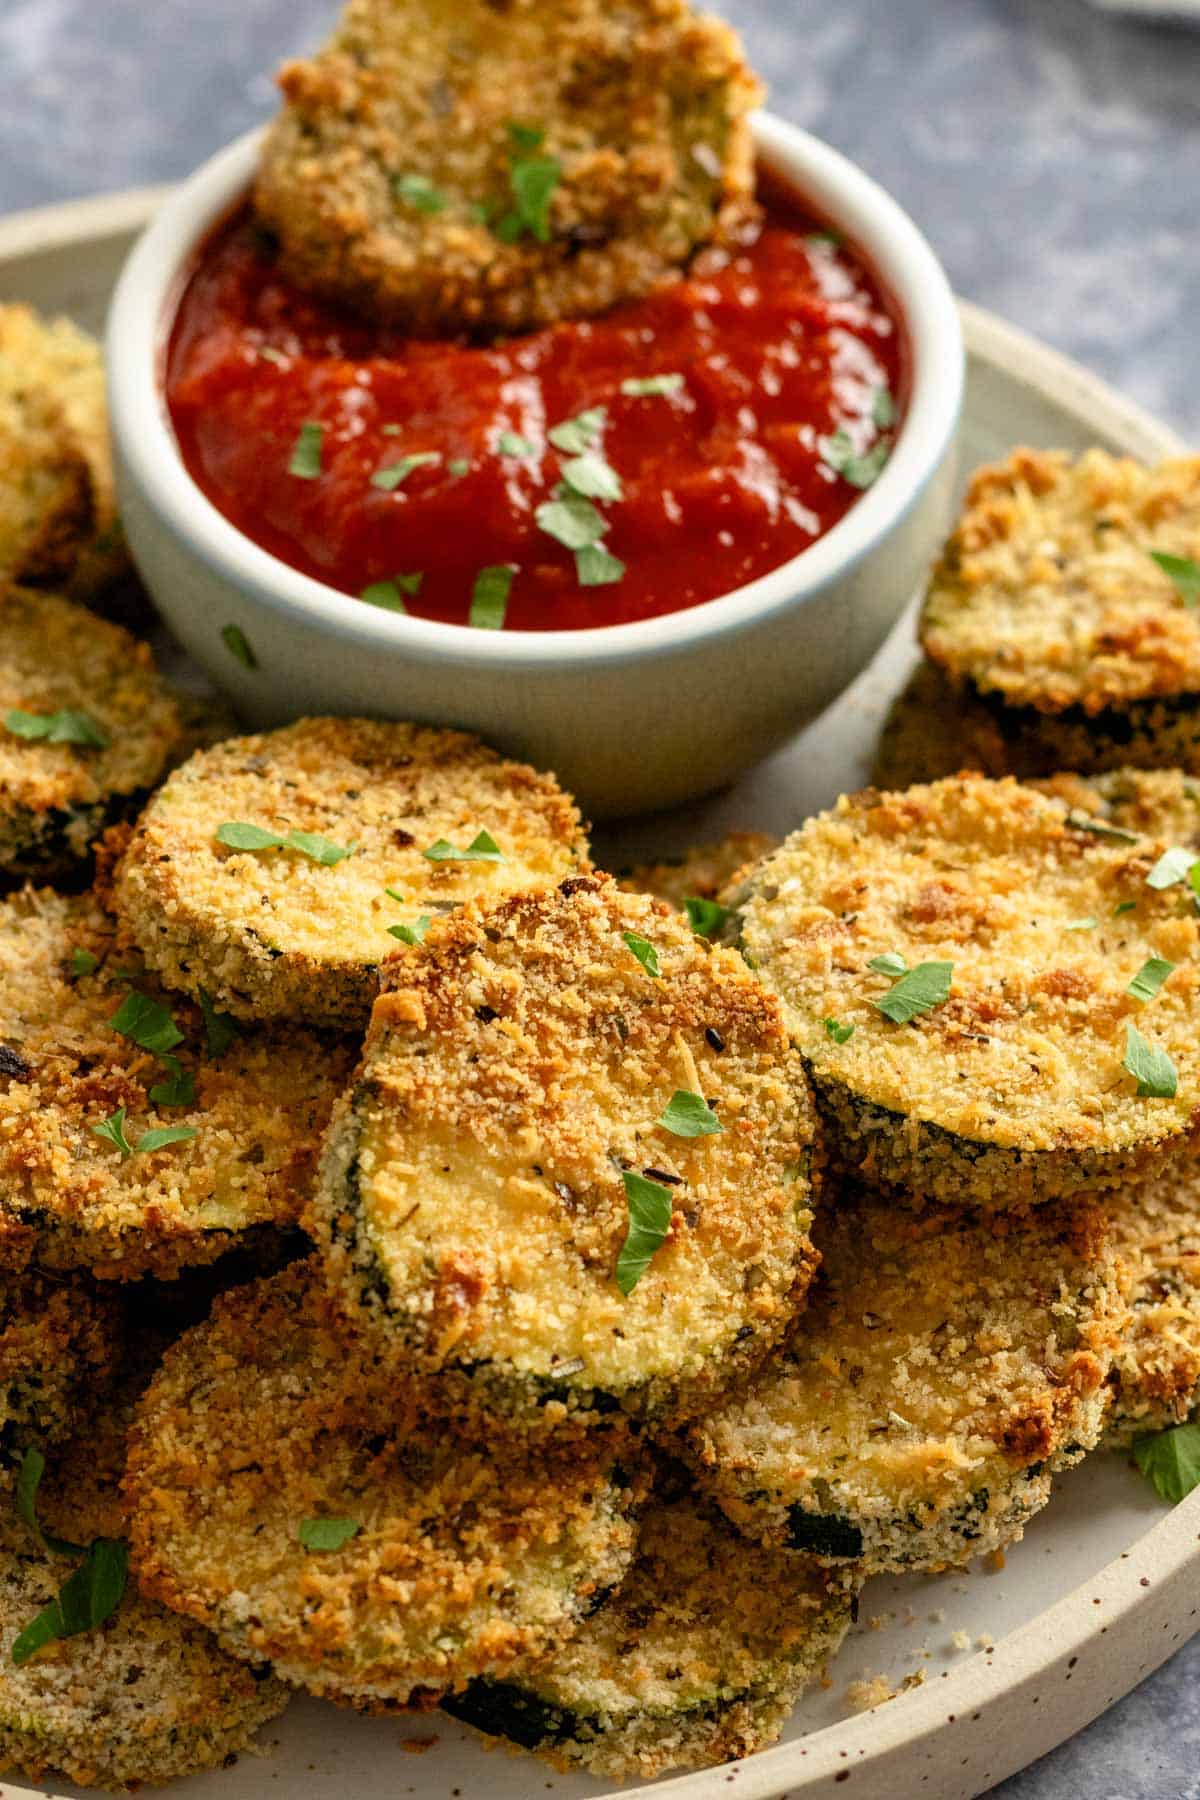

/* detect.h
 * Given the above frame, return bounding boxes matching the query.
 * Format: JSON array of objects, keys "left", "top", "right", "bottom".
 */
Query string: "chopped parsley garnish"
[
  {"left": 448, "top": 458, "right": 470, "bottom": 478},
  {"left": 221, "top": 623, "right": 257, "bottom": 670},
  {"left": 137, "top": 1124, "right": 199, "bottom": 1154},
  {"left": 805, "top": 229, "right": 844, "bottom": 249},
  {"left": 288, "top": 421, "right": 323, "bottom": 480},
  {"left": 1114, "top": 900, "right": 1137, "bottom": 917},
  {"left": 90, "top": 1108, "right": 133, "bottom": 1157},
  {"left": 1123, "top": 1022, "right": 1177, "bottom": 1098},
  {"left": 872, "top": 959, "right": 953, "bottom": 1025},
  {"left": 257, "top": 345, "right": 287, "bottom": 366},
  {"left": 548, "top": 409, "right": 605, "bottom": 456},
  {"left": 506, "top": 121, "right": 545, "bottom": 152},
  {"left": 561, "top": 452, "right": 623, "bottom": 502},
  {"left": 469, "top": 564, "right": 515, "bottom": 630},
  {"left": 388, "top": 915, "right": 432, "bottom": 946},
  {"left": 371, "top": 452, "right": 440, "bottom": 492},
  {"left": 1064, "top": 916, "right": 1098, "bottom": 931},
  {"left": 824, "top": 1016, "right": 855, "bottom": 1044},
  {"left": 215, "top": 822, "right": 355, "bottom": 865},
  {"left": 867, "top": 951, "right": 909, "bottom": 979},
  {"left": 70, "top": 948, "right": 98, "bottom": 977},
  {"left": 658, "top": 1089, "right": 723, "bottom": 1138},
  {"left": 199, "top": 989, "right": 239, "bottom": 1059},
  {"left": 16, "top": 1449, "right": 82, "bottom": 1557},
  {"left": 615, "top": 1170, "right": 674, "bottom": 1295},
  {"left": 109, "top": 991, "right": 185, "bottom": 1060},
  {"left": 1147, "top": 845, "right": 1197, "bottom": 889},
  {"left": 394, "top": 172, "right": 445, "bottom": 214},
  {"left": 1148, "top": 550, "right": 1200, "bottom": 608},
  {"left": 12, "top": 1536, "right": 128, "bottom": 1668},
  {"left": 575, "top": 543, "right": 625, "bottom": 586},
  {"left": 1067, "top": 812, "right": 1139, "bottom": 843},
  {"left": 683, "top": 896, "right": 730, "bottom": 938},
  {"left": 496, "top": 150, "right": 561, "bottom": 244},
  {"left": 299, "top": 1516, "right": 362, "bottom": 1552},
  {"left": 872, "top": 387, "right": 896, "bottom": 429},
  {"left": 1128, "top": 957, "right": 1175, "bottom": 1002},
  {"left": 5, "top": 709, "right": 108, "bottom": 749},
  {"left": 1133, "top": 1420, "right": 1200, "bottom": 1503},
  {"left": 148, "top": 1064, "right": 196, "bottom": 1109},
  {"left": 621, "top": 374, "right": 684, "bottom": 398},
  {"left": 535, "top": 490, "right": 607, "bottom": 550},
  {"left": 497, "top": 430, "right": 536, "bottom": 459},
  {"left": 422, "top": 830, "right": 502, "bottom": 863},
  {"left": 819, "top": 429, "right": 890, "bottom": 490},
  {"left": 621, "top": 931, "right": 661, "bottom": 978},
  {"left": 361, "top": 580, "right": 410, "bottom": 612}
]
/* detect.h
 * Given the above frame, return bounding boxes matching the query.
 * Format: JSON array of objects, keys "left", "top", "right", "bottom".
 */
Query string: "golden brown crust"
[
  {"left": 125, "top": 1259, "right": 644, "bottom": 1708},
  {"left": 688, "top": 1192, "right": 1126, "bottom": 1573},
  {"left": 309, "top": 874, "right": 820, "bottom": 1425},
  {"left": 111, "top": 716, "right": 590, "bottom": 1027},
  {"left": 616, "top": 832, "right": 779, "bottom": 911},
  {"left": 0, "top": 1267, "right": 119, "bottom": 1465},
  {"left": 920, "top": 448, "right": 1200, "bottom": 714},
  {"left": 1103, "top": 1161, "right": 1200, "bottom": 1445},
  {"left": 0, "top": 887, "right": 355, "bottom": 1280},
  {"left": 732, "top": 774, "right": 1200, "bottom": 1206},
  {"left": 254, "top": 0, "right": 762, "bottom": 335}
]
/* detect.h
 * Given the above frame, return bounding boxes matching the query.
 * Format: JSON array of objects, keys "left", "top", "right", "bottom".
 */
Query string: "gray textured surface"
[{"left": 0, "top": 2, "right": 1198, "bottom": 1795}]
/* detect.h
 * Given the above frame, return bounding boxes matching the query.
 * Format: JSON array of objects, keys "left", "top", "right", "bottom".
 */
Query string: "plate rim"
[{"left": 0, "top": 184, "right": 1194, "bottom": 1800}]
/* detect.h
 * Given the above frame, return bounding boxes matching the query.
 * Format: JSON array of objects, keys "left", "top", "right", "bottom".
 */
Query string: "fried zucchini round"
[
  {"left": 688, "top": 1192, "right": 1124, "bottom": 1574},
  {"left": 0, "top": 888, "right": 354, "bottom": 1280},
  {"left": 0, "top": 1352, "right": 289, "bottom": 1789},
  {"left": 310, "top": 875, "right": 819, "bottom": 1427},
  {"left": 1102, "top": 1162, "right": 1200, "bottom": 1447},
  {"left": 126, "top": 1260, "right": 643, "bottom": 1709},
  {"left": 920, "top": 449, "right": 1200, "bottom": 749},
  {"left": 616, "top": 831, "right": 779, "bottom": 912},
  {"left": 443, "top": 1489, "right": 855, "bottom": 1779},
  {"left": 112, "top": 717, "right": 589, "bottom": 1027},
  {"left": 254, "top": 0, "right": 761, "bottom": 337},
  {"left": 733, "top": 775, "right": 1200, "bottom": 1207},
  {"left": 1030, "top": 766, "right": 1200, "bottom": 850},
  {"left": 0, "top": 1268, "right": 118, "bottom": 1468},
  {"left": 0, "top": 587, "right": 181, "bottom": 879}
]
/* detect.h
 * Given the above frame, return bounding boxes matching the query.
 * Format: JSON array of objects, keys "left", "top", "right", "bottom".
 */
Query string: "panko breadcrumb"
[
  {"left": 0, "top": 888, "right": 355, "bottom": 1280},
  {"left": 1030, "top": 766, "right": 1200, "bottom": 849},
  {"left": 1102, "top": 1161, "right": 1200, "bottom": 1446},
  {"left": 0, "top": 1267, "right": 118, "bottom": 1467},
  {"left": 125, "top": 1260, "right": 644, "bottom": 1710},
  {"left": 0, "top": 1347, "right": 290, "bottom": 1790},
  {"left": 254, "top": 0, "right": 761, "bottom": 336},
  {"left": 617, "top": 832, "right": 779, "bottom": 911},
  {"left": 0, "top": 310, "right": 92, "bottom": 593},
  {"left": 443, "top": 1488, "right": 855, "bottom": 1779},
  {"left": 688, "top": 1192, "right": 1125, "bottom": 1574},
  {"left": 111, "top": 717, "right": 589, "bottom": 1027},
  {"left": 731, "top": 775, "right": 1200, "bottom": 1207},
  {"left": 0, "top": 586, "right": 181, "bottom": 878},
  {"left": 309, "top": 875, "right": 820, "bottom": 1427}
]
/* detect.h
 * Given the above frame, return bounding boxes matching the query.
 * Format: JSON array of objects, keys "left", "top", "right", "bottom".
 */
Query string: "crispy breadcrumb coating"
[
  {"left": 112, "top": 717, "right": 589, "bottom": 1027},
  {"left": 616, "top": 832, "right": 778, "bottom": 911},
  {"left": 254, "top": 0, "right": 761, "bottom": 335},
  {"left": 1103, "top": 1161, "right": 1200, "bottom": 1446},
  {"left": 309, "top": 875, "right": 819, "bottom": 1426},
  {"left": 0, "top": 1267, "right": 118, "bottom": 1467},
  {"left": 125, "top": 1260, "right": 644, "bottom": 1709}
]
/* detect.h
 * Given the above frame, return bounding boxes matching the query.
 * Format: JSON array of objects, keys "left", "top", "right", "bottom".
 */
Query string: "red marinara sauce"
[{"left": 166, "top": 177, "right": 906, "bottom": 632}]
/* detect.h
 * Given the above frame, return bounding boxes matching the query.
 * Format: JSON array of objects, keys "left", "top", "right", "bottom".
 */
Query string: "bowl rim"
[{"left": 107, "top": 112, "right": 964, "bottom": 672}]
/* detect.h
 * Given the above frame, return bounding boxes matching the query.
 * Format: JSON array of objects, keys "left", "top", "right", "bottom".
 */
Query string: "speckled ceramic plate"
[{"left": 0, "top": 190, "right": 1196, "bottom": 1800}]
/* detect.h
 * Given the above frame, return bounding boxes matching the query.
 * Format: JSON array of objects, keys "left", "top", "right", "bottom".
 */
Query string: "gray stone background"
[{"left": 1, "top": 0, "right": 1198, "bottom": 1794}]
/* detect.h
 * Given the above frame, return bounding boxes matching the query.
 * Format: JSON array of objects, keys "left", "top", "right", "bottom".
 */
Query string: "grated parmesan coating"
[
  {"left": 920, "top": 448, "right": 1200, "bottom": 714},
  {"left": 443, "top": 1487, "right": 855, "bottom": 1779},
  {"left": 125, "top": 1259, "right": 644, "bottom": 1709},
  {"left": 687, "top": 1191, "right": 1125, "bottom": 1574},
  {"left": 0, "top": 587, "right": 182, "bottom": 877},
  {"left": 253, "top": 0, "right": 761, "bottom": 337},
  {"left": 1102, "top": 1160, "right": 1200, "bottom": 1446},
  {"left": 617, "top": 832, "right": 779, "bottom": 912},
  {"left": 0, "top": 887, "right": 355, "bottom": 1280},
  {"left": 0, "top": 1266, "right": 118, "bottom": 1469},
  {"left": 308, "top": 874, "right": 820, "bottom": 1427},
  {"left": 112, "top": 717, "right": 589, "bottom": 1028},
  {"left": 732, "top": 774, "right": 1200, "bottom": 1207},
  {"left": 0, "top": 1346, "right": 290, "bottom": 1790},
  {"left": 1029, "top": 766, "right": 1200, "bottom": 848}
]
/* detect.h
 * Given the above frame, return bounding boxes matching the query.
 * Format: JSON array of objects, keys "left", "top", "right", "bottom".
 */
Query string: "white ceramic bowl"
[{"left": 107, "top": 115, "right": 963, "bottom": 818}]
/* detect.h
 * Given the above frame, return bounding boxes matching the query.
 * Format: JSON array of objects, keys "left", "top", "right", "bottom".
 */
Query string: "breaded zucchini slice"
[
  {"left": 254, "top": 0, "right": 761, "bottom": 337},
  {"left": 1102, "top": 1162, "right": 1200, "bottom": 1447},
  {"left": 733, "top": 775, "right": 1200, "bottom": 1207},
  {"left": 0, "top": 1350, "right": 289, "bottom": 1789},
  {"left": 617, "top": 831, "right": 779, "bottom": 912},
  {"left": 126, "top": 1260, "right": 644, "bottom": 1709},
  {"left": 0, "top": 586, "right": 181, "bottom": 879},
  {"left": 0, "top": 1267, "right": 118, "bottom": 1466},
  {"left": 112, "top": 717, "right": 589, "bottom": 1027},
  {"left": 0, "top": 888, "right": 355, "bottom": 1280},
  {"left": 688, "top": 1193, "right": 1124, "bottom": 1574},
  {"left": 310, "top": 875, "right": 819, "bottom": 1427},
  {"left": 1030, "top": 766, "right": 1200, "bottom": 849},
  {"left": 443, "top": 1489, "right": 855, "bottom": 1779}
]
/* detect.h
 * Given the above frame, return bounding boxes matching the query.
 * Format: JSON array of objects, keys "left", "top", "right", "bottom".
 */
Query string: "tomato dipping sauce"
[{"left": 166, "top": 177, "right": 905, "bottom": 632}]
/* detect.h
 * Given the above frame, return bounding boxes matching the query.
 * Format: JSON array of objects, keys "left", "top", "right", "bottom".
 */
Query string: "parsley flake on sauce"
[
  {"left": 1123, "top": 1022, "right": 1177, "bottom": 1098},
  {"left": 621, "top": 374, "right": 685, "bottom": 398},
  {"left": 575, "top": 543, "right": 626, "bottom": 587},
  {"left": 12, "top": 1536, "right": 128, "bottom": 1668},
  {"left": 658, "top": 1089, "right": 723, "bottom": 1138},
  {"left": 361, "top": 574, "right": 422, "bottom": 611},
  {"left": 221, "top": 623, "right": 258, "bottom": 670},
  {"left": 497, "top": 430, "right": 536, "bottom": 459},
  {"left": 1149, "top": 550, "right": 1200, "bottom": 608},
  {"left": 215, "top": 823, "right": 355, "bottom": 865},
  {"left": 1133, "top": 1420, "right": 1200, "bottom": 1503},
  {"left": 621, "top": 931, "right": 661, "bottom": 978},
  {"left": 1128, "top": 957, "right": 1176, "bottom": 1002},
  {"left": 616, "top": 1170, "right": 674, "bottom": 1295},
  {"left": 394, "top": 172, "right": 446, "bottom": 214},
  {"left": 561, "top": 452, "right": 623, "bottom": 502},
  {"left": 371, "top": 452, "right": 440, "bottom": 492},
  {"left": 5, "top": 709, "right": 108, "bottom": 749},
  {"left": 422, "top": 830, "right": 503, "bottom": 864},
  {"left": 683, "top": 896, "right": 730, "bottom": 938},
  {"left": 819, "top": 429, "right": 890, "bottom": 490},
  {"left": 288, "top": 421, "right": 324, "bottom": 481},
  {"left": 548, "top": 409, "right": 606, "bottom": 456},
  {"left": 536, "top": 491, "right": 607, "bottom": 551},
  {"left": 872, "top": 387, "right": 897, "bottom": 429},
  {"left": 872, "top": 960, "right": 953, "bottom": 1025},
  {"left": 448, "top": 458, "right": 470, "bottom": 478},
  {"left": 299, "top": 1517, "right": 362, "bottom": 1553},
  {"left": 469, "top": 564, "right": 515, "bottom": 630}
]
